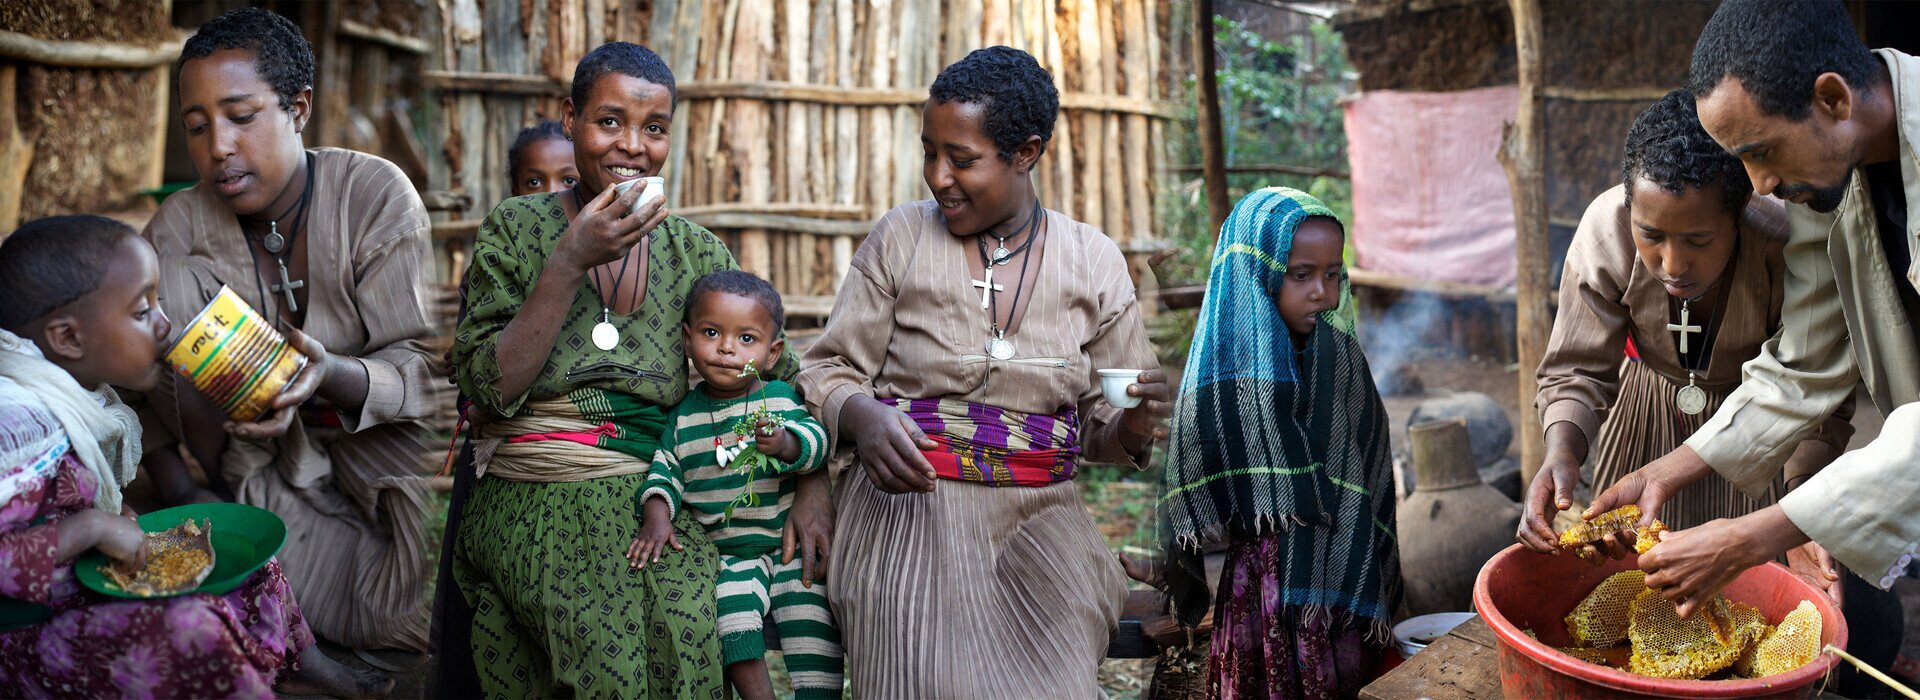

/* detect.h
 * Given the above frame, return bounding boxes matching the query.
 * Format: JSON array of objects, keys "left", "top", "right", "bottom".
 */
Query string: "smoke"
[{"left": 1358, "top": 292, "right": 1449, "bottom": 395}]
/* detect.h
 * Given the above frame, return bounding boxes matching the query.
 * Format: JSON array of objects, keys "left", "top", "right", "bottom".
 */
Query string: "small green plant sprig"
[{"left": 721, "top": 359, "right": 787, "bottom": 520}]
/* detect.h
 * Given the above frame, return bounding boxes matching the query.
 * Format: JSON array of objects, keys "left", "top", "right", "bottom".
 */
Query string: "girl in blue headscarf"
[{"left": 1161, "top": 187, "right": 1402, "bottom": 697}]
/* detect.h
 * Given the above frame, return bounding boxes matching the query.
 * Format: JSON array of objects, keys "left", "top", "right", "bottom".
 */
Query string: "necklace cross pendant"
[
  {"left": 972, "top": 270, "right": 1004, "bottom": 310},
  {"left": 271, "top": 257, "right": 305, "bottom": 313},
  {"left": 1668, "top": 302, "right": 1702, "bottom": 355}
]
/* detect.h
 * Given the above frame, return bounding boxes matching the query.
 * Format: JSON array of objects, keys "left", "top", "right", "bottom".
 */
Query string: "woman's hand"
[
  {"left": 1118, "top": 552, "right": 1165, "bottom": 589},
  {"left": 226, "top": 328, "right": 329, "bottom": 441},
  {"left": 1582, "top": 446, "right": 1714, "bottom": 561},
  {"left": 1119, "top": 369, "right": 1173, "bottom": 453},
  {"left": 842, "top": 395, "right": 937, "bottom": 494},
  {"left": 626, "top": 498, "right": 682, "bottom": 568},
  {"left": 552, "top": 182, "right": 666, "bottom": 275},
  {"left": 782, "top": 471, "right": 834, "bottom": 588},
  {"left": 1518, "top": 423, "right": 1587, "bottom": 553}
]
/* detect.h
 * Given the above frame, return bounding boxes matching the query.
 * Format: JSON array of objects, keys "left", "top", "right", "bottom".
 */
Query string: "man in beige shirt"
[{"left": 1590, "top": 0, "right": 1920, "bottom": 620}]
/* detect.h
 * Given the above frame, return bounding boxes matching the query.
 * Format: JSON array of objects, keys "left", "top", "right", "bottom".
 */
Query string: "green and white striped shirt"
[{"left": 639, "top": 380, "right": 826, "bottom": 557}]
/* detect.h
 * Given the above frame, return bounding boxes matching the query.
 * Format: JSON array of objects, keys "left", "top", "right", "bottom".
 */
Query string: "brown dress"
[
  {"left": 1536, "top": 185, "right": 1853, "bottom": 529},
  {"left": 137, "top": 147, "right": 437, "bottom": 651},
  {"left": 797, "top": 201, "right": 1158, "bottom": 698}
]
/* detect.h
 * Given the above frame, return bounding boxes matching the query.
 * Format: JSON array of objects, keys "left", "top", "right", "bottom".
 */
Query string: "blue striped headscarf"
[{"left": 1159, "top": 187, "right": 1401, "bottom": 632}]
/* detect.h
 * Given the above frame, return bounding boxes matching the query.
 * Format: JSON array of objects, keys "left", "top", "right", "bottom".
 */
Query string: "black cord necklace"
[
  {"left": 985, "top": 201, "right": 1044, "bottom": 266},
  {"left": 589, "top": 237, "right": 640, "bottom": 352},
  {"left": 239, "top": 152, "right": 316, "bottom": 320},
  {"left": 1670, "top": 232, "right": 1738, "bottom": 416},
  {"left": 976, "top": 202, "right": 1043, "bottom": 360}
]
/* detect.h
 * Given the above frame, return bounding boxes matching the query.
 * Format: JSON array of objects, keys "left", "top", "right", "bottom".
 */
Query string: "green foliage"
[
  {"left": 721, "top": 359, "right": 785, "bottom": 520},
  {"left": 1157, "top": 18, "right": 1356, "bottom": 288}
]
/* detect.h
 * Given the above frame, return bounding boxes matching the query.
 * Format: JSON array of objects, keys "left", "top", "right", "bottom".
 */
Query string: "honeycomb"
[
  {"left": 1565, "top": 570, "right": 1646, "bottom": 647},
  {"left": 1743, "top": 600, "right": 1823, "bottom": 678},
  {"left": 100, "top": 519, "right": 215, "bottom": 596},
  {"left": 1626, "top": 588, "right": 1766, "bottom": 679},
  {"left": 1557, "top": 645, "right": 1633, "bottom": 669},
  {"left": 1558, "top": 505, "right": 1668, "bottom": 561}
]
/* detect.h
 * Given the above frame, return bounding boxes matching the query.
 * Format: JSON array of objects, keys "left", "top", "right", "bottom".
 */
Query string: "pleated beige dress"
[
  {"left": 1537, "top": 186, "right": 1855, "bottom": 530},
  {"left": 798, "top": 201, "right": 1158, "bottom": 698},
  {"left": 136, "top": 148, "right": 438, "bottom": 651}
]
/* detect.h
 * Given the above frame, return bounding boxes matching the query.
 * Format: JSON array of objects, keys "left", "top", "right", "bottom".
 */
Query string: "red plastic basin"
[{"left": 1473, "top": 544, "right": 1848, "bottom": 699}]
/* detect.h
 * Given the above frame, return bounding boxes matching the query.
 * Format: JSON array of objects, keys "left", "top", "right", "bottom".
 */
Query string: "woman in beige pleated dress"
[{"left": 797, "top": 47, "right": 1171, "bottom": 698}]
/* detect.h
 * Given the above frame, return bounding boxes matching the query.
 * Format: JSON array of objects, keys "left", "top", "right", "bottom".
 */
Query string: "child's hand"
[
  {"left": 626, "top": 498, "right": 683, "bottom": 568},
  {"left": 93, "top": 513, "right": 150, "bottom": 571},
  {"left": 752, "top": 417, "right": 797, "bottom": 462}
]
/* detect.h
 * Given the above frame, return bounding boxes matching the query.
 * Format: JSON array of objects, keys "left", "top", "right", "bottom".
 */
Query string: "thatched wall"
[
  {"left": 423, "top": 0, "right": 1177, "bottom": 312},
  {"left": 0, "top": 1, "right": 179, "bottom": 231},
  {"left": 1335, "top": 0, "right": 1716, "bottom": 226}
]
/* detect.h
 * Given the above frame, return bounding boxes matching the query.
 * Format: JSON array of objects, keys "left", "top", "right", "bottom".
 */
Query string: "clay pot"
[{"left": 1396, "top": 417, "right": 1522, "bottom": 616}]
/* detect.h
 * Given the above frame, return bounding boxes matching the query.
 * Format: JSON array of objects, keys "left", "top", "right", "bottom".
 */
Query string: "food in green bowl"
[{"left": 76, "top": 502, "right": 286, "bottom": 599}]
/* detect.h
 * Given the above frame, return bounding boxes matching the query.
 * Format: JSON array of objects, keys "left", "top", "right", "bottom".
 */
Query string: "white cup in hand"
[
  {"left": 1099, "top": 369, "right": 1146, "bottom": 409},
  {"left": 613, "top": 176, "right": 666, "bottom": 216}
]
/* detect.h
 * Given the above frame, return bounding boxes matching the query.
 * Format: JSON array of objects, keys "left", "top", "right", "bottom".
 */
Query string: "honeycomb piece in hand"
[
  {"left": 1564, "top": 569, "right": 1646, "bottom": 647},
  {"left": 1633, "top": 521, "right": 1669, "bottom": 553},
  {"left": 1558, "top": 506, "right": 1667, "bottom": 561},
  {"left": 1626, "top": 589, "right": 1763, "bottom": 679},
  {"left": 1744, "top": 600, "right": 1822, "bottom": 678},
  {"left": 100, "top": 519, "right": 215, "bottom": 597}
]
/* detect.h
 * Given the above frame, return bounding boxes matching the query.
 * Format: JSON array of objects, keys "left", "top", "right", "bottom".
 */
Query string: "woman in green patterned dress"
[{"left": 449, "top": 42, "right": 801, "bottom": 698}]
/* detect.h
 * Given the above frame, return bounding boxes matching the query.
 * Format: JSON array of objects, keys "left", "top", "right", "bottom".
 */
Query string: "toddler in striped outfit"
[{"left": 628, "top": 270, "right": 842, "bottom": 700}]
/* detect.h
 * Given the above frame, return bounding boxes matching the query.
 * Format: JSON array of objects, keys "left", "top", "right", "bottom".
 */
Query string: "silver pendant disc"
[
  {"left": 263, "top": 231, "right": 285, "bottom": 254},
  {"left": 1676, "top": 384, "right": 1708, "bottom": 415},
  {"left": 986, "top": 336, "right": 1016, "bottom": 360},
  {"left": 993, "top": 245, "right": 1012, "bottom": 265},
  {"left": 592, "top": 321, "right": 619, "bottom": 351}
]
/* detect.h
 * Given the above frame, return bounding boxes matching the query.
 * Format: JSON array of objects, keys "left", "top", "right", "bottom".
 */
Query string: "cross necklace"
[
  {"left": 1668, "top": 263, "right": 1730, "bottom": 416},
  {"left": 973, "top": 202, "right": 1043, "bottom": 360},
  {"left": 242, "top": 153, "right": 315, "bottom": 318}
]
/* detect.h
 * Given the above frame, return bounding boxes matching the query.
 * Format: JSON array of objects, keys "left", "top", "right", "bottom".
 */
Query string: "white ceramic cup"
[
  {"left": 1099, "top": 369, "right": 1146, "bottom": 409},
  {"left": 613, "top": 175, "right": 666, "bottom": 216}
]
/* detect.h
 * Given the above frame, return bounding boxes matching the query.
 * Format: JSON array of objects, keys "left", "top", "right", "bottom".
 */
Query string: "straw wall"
[
  {"left": 0, "top": 1, "right": 179, "bottom": 232},
  {"left": 424, "top": 0, "right": 1175, "bottom": 314}
]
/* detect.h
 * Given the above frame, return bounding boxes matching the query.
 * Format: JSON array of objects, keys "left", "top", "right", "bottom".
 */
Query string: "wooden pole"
[
  {"left": 1498, "top": 0, "right": 1550, "bottom": 488},
  {"left": 1192, "top": 0, "right": 1230, "bottom": 237}
]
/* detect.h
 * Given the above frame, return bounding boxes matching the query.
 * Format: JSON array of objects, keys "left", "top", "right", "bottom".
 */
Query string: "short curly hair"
[
  {"left": 1622, "top": 89, "right": 1753, "bottom": 215},
  {"left": 0, "top": 215, "right": 141, "bottom": 333},
  {"left": 176, "top": 7, "right": 314, "bottom": 111},
  {"left": 507, "top": 120, "right": 568, "bottom": 180},
  {"left": 1689, "top": 0, "right": 1879, "bottom": 120},
  {"left": 687, "top": 270, "right": 785, "bottom": 330},
  {"left": 571, "top": 42, "right": 677, "bottom": 110},
  {"left": 928, "top": 46, "right": 1059, "bottom": 161}
]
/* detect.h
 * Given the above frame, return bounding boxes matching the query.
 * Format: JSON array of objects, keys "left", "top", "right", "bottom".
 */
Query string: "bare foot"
[{"left": 276, "top": 646, "right": 394, "bottom": 699}]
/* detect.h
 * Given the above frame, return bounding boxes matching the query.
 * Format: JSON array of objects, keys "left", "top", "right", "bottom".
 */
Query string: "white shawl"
[{"left": 0, "top": 328, "right": 140, "bottom": 513}]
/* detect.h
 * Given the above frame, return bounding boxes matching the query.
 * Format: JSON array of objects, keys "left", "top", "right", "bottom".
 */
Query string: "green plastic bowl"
[{"left": 75, "top": 502, "right": 286, "bottom": 599}]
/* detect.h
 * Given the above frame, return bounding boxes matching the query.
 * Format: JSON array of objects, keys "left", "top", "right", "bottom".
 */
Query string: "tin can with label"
[{"left": 163, "top": 286, "right": 308, "bottom": 422}]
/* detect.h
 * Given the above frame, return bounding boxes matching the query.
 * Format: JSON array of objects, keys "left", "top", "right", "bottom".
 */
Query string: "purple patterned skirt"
[{"left": 1207, "top": 533, "right": 1389, "bottom": 699}]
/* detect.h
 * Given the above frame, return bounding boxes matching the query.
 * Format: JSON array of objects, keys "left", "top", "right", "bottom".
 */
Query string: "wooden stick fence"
[{"left": 424, "top": 0, "right": 1176, "bottom": 313}]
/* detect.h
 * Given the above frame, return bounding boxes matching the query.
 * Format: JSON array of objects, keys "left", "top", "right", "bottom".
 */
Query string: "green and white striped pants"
[{"left": 716, "top": 551, "right": 843, "bottom": 699}]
